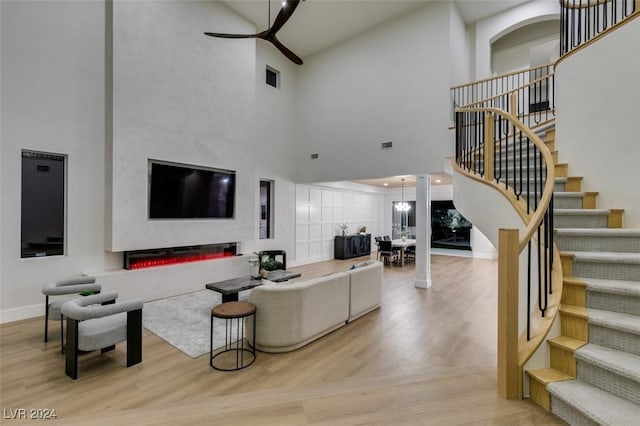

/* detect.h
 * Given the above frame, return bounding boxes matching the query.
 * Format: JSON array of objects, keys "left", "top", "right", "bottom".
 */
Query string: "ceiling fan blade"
[
  {"left": 270, "top": 35, "right": 303, "bottom": 65},
  {"left": 204, "top": 32, "right": 258, "bottom": 39},
  {"left": 267, "top": 0, "right": 300, "bottom": 36}
]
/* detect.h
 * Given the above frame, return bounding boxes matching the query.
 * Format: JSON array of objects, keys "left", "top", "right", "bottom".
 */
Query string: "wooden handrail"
[
  {"left": 458, "top": 73, "right": 555, "bottom": 109},
  {"left": 450, "top": 63, "right": 554, "bottom": 91},
  {"left": 453, "top": 104, "right": 558, "bottom": 399},
  {"left": 454, "top": 107, "right": 556, "bottom": 251}
]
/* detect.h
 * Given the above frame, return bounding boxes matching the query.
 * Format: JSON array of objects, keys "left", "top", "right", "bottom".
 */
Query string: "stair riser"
[
  {"left": 577, "top": 361, "right": 640, "bottom": 405},
  {"left": 589, "top": 324, "right": 640, "bottom": 357},
  {"left": 562, "top": 282, "right": 585, "bottom": 306},
  {"left": 587, "top": 291, "right": 640, "bottom": 316},
  {"left": 529, "top": 377, "right": 551, "bottom": 411},
  {"left": 561, "top": 314, "right": 588, "bottom": 341},
  {"left": 554, "top": 214, "right": 609, "bottom": 229},
  {"left": 556, "top": 235, "right": 640, "bottom": 253},
  {"left": 550, "top": 396, "right": 600, "bottom": 426},
  {"left": 573, "top": 261, "right": 640, "bottom": 282},
  {"left": 550, "top": 346, "right": 577, "bottom": 377},
  {"left": 511, "top": 181, "right": 565, "bottom": 192},
  {"left": 549, "top": 196, "right": 584, "bottom": 209}
]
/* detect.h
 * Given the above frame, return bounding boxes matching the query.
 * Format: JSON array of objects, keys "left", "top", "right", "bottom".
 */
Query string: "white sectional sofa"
[
  {"left": 247, "top": 260, "right": 383, "bottom": 353},
  {"left": 346, "top": 260, "right": 383, "bottom": 322}
]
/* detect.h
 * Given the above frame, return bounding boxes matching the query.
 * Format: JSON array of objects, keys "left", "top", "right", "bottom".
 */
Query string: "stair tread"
[
  {"left": 554, "top": 209, "right": 610, "bottom": 215},
  {"left": 547, "top": 380, "right": 640, "bottom": 424},
  {"left": 570, "top": 251, "right": 640, "bottom": 264},
  {"left": 552, "top": 192, "right": 589, "bottom": 198},
  {"left": 556, "top": 228, "right": 640, "bottom": 237},
  {"left": 575, "top": 343, "right": 640, "bottom": 383},
  {"left": 583, "top": 278, "right": 640, "bottom": 297},
  {"left": 563, "top": 277, "right": 587, "bottom": 286},
  {"left": 527, "top": 367, "right": 574, "bottom": 384},
  {"left": 560, "top": 304, "right": 588, "bottom": 318},
  {"left": 587, "top": 308, "right": 640, "bottom": 335},
  {"left": 548, "top": 335, "right": 587, "bottom": 351}
]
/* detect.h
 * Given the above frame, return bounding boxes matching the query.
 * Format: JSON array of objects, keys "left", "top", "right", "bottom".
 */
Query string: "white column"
[{"left": 415, "top": 174, "right": 431, "bottom": 289}]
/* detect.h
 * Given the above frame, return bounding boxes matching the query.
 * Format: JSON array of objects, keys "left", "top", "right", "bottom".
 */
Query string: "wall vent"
[
  {"left": 310, "top": 153, "right": 319, "bottom": 159},
  {"left": 266, "top": 66, "right": 280, "bottom": 88},
  {"left": 381, "top": 141, "right": 393, "bottom": 149}
]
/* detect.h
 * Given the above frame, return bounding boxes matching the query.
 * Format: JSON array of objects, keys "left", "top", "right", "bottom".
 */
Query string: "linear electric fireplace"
[{"left": 124, "top": 243, "right": 237, "bottom": 270}]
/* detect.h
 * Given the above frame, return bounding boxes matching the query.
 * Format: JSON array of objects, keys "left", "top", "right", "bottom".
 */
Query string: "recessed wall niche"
[{"left": 21, "top": 151, "right": 65, "bottom": 258}]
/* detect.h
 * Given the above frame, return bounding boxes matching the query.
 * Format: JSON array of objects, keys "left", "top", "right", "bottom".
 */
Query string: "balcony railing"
[
  {"left": 560, "top": 0, "right": 638, "bottom": 55},
  {"left": 451, "top": 64, "right": 555, "bottom": 131}
]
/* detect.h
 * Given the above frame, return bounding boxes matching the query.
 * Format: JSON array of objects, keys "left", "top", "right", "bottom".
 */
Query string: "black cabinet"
[{"left": 334, "top": 234, "right": 371, "bottom": 260}]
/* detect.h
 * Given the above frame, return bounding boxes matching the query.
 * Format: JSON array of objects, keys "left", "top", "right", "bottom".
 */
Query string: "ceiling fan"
[{"left": 205, "top": 0, "right": 303, "bottom": 65}]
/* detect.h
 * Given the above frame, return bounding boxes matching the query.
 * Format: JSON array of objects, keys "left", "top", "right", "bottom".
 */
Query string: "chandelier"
[{"left": 395, "top": 178, "right": 411, "bottom": 212}]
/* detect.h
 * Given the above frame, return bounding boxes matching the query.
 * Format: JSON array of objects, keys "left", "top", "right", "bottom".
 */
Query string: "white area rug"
[{"left": 143, "top": 289, "right": 249, "bottom": 358}]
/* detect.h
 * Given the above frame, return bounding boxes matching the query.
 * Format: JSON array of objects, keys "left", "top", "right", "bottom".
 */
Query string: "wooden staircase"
[{"left": 525, "top": 126, "right": 640, "bottom": 423}]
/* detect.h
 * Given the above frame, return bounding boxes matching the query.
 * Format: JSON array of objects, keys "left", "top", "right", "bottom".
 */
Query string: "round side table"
[{"left": 210, "top": 301, "right": 256, "bottom": 371}]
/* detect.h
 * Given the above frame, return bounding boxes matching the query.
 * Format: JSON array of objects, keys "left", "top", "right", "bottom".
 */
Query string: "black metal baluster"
[
  {"left": 549, "top": 194, "right": 554, "bottom": 294},
  {"left": 527, "top": 240, "right": 532, "bottom": 340}
]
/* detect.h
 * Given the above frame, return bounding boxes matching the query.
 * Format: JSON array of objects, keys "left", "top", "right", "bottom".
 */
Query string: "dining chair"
[
  {"left": 378, "top": 240, "right": 397, "bottom": 266},
  {"left": 374, "top": 237, "right": 383, "bottom": 260}
]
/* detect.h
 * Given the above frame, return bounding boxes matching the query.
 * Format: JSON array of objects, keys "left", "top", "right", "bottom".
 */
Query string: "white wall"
[
  {"left": 453, "top": 170, "right": 540, "bottom": 333},
  {"left": 474, "top": 0, "right": 560, "bottom": 79},
  {"left": 109, "top": 1, "right": 257, "bottom": 251},
  {"left": 294, "top": 184, "right": 384, "bottom": 265},
  {"left": 555, "top": 18, "right": 640, "bottom": 227},
  {"left": 1, "top": 0, "right": 108, "bottom": 321},
  {"left": 449, "top": 1, "right": 472, "bottom": 87},
  {"left": 293, "top": 2, "right": 453, "bottom": 183}
]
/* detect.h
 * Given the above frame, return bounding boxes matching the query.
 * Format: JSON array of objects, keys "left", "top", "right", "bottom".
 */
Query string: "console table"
[{"left": 334, "top": 234, "right": 371, "bottom": 260}]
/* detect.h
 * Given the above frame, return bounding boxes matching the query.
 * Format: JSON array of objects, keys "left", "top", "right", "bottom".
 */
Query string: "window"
[
  {"left": 391, "top": 201, "right": 416, "bottom": 239},
  {"left": 266, "top": 66, "right": 279, "bottom": 88},
  {"left": 259, "top": 180, "right": 273, "bottom": 239},
  {"left": 21, "top": 150, "right": 66, "bottom": 258}
]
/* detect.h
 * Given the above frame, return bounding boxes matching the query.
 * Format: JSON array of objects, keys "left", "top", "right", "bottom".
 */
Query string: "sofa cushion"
[
  {"left": 248, "top": 272, "right": 350, "bottom": 352},
  {"left": 346, "top": 260, "right": 383, "bottom": 322}
]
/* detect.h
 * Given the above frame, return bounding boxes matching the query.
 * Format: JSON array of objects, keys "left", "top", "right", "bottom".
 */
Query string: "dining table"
[{"left": 391, "top": 239, "right": 416, "bottom": 267}]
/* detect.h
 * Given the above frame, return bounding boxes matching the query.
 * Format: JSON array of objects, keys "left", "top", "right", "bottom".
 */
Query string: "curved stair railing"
[
  {"left": 449, "top": 4, "right": 639, "bottom": 399},
  {"left": 453, "top": 104, "right": 562, "bottom": 398},
  {"left": 560, "top": 0, "right": 638, "bottom": 55}
]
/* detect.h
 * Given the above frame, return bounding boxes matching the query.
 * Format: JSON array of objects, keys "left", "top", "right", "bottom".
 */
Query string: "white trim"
[
  {"left": 1, "top": 304, "right": 43, "bottom": 324},
  {"left": 414, "top": 278, "right": 431, "bottom": 289}
]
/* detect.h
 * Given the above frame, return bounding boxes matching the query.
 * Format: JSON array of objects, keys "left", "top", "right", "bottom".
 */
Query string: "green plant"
[
  {"left": 256, "top": 252, "right": 284, "bottom": 271},
  {"left": 79, "top": 289, "right": 95, "bottom": 296}
]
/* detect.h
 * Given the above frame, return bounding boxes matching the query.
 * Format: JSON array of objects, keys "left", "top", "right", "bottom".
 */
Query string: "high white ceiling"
[{"left": 220, "top": 0, "right": 533, "bottom": 60}]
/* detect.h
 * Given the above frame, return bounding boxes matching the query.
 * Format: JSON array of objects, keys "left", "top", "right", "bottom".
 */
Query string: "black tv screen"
[{"left": 148, "top": 161, "right": 235, "bottom": 219}]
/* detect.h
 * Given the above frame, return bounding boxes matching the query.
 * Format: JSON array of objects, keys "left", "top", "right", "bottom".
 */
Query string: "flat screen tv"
[{"left": 148, "top": 160, "right": 235, "bottom": 219}]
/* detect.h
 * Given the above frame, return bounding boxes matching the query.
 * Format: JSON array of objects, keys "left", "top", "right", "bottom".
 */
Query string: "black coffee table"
[{"left": 205, "top": 270, "right": 301, "bottom": 303}]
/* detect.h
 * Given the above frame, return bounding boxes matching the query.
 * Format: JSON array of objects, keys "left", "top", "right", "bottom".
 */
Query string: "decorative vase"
[
  {"left": 249, "top": 260, "right": 260, "bottom": 279},
  {"left": 260, "top": 268, "right": 268, "bottom": 279},
  {"left": 401, "top": 236, "right": 407, "bottom": 242}
]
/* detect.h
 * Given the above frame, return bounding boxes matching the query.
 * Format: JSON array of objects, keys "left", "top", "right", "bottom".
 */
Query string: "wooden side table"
[{"left": 210, "top": 301, "right": 256, "bottom": 371}]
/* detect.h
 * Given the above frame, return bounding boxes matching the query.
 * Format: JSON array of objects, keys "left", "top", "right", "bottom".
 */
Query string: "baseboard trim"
[
  {"left": 473, "top": 251, "right": 498, "bottom": 260},
  {"left": 1, "top": 304, "right": 42, "bottom": 324},
  {"left": 415, "top": 279, "right": 432, "bottom": 289}
]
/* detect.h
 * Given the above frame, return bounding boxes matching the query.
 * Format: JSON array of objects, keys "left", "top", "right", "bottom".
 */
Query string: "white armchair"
[
  {"left": 60, "top": 292, "right": 143, "bottom": 379},
  {"left": 41, "top": 276, "right": 101, "bottom": 353}
]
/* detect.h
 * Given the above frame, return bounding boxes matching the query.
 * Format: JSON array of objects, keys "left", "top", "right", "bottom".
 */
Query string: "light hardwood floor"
[{"left": 0, "top": 255, "right": 561, "bottom": 425}]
